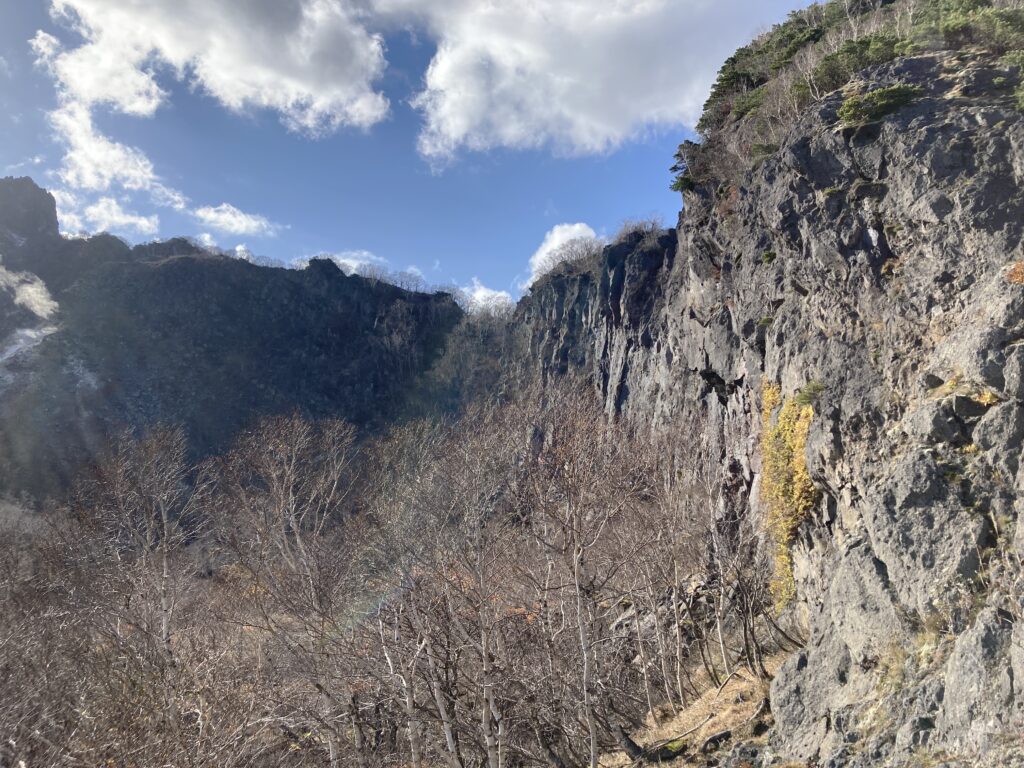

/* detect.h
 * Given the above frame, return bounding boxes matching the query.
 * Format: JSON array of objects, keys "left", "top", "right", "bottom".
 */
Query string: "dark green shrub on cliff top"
[
  {"left": 672, "top": 0, "right": 1024, "bottom": 192},
  {"left": 838, "top": 84, "right": 922, "bottom": 125}
]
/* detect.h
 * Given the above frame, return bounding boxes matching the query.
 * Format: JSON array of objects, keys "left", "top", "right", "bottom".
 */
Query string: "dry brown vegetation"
[
  {"left": 1006, "top": 260, "right": 1024, "bottom": 284},
  {"left": 0, "top": 384, "right": 798, "bottom": 767}
]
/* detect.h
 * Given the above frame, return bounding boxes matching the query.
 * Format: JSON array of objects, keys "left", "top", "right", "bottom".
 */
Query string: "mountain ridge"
[
  {"left": 3, "top": 2, "right": 1024, "bottom": 761},
  {"left": 0, "top": 178, "right": 463, "bottom": 496}
]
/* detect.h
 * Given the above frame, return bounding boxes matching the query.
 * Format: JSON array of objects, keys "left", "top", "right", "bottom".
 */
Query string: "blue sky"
[{"left": 0, "top": 0, "right": 807, "bottom": 301}]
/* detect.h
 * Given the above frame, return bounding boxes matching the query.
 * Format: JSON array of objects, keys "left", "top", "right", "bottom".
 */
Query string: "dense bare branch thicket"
[
  {"left": 529, "top": 237, "right": 607, "bottom": 286},
  {"left": 0, "top": 387, "right": 792, "bottom": 767}
]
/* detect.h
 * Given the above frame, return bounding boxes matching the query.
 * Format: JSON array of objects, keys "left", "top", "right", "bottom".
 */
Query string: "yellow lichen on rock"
[{"left": 760, "top": 379, "right": 819, "bottom": 609}]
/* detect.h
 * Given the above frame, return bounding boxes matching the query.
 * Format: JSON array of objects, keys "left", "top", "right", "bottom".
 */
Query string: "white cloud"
[
  {"left": 35, "top": 1, "right": 391, "bottom": 237},
  {"left": 48, "top": 101, "right": 158, "bottom": 192},
  {"left": 41, "top": 0, "right": 390, "bottom": 132},
  {"left": 461, "top": 277, "right": 513, "bottom": 315},
  {"left": 42, "top": 98, "right": 187, "bottom": 224},
  {"left": 230, "top": 244, "right": 288, "bottom": 267},
  {"left": 34, "top": 0, "right": 804, "bottom": 172},
  {"left": 376, "top": 0, "right": 799, "bottom": 161},
  {"left": 82, "top": 197, "right": 160, "bottom": 236},
  {"left": 194, "top": 203, "right": 280, "bottom": 237},
  {"left": 525, "top": 222, "right": 598, "bottom": 287},
  {"left": 27, "top": 0, "right": 804, "bottom": 245},
  {"left": 0, "top": 56, "right": 11, "bottom": 79},
  {"left": 29, "top": 31, "right": 61, "bottom": 65},
  {"left": 50, "top": 188, "right": 85, "bottom": 233},
  {"left": 52, "top": 189, "right": 159, "bottom": 236},
  {"left": 2, "top": 155, "right": 46, "bottom": 175},
  {"left": 299, "top": 249, "right": 389, "bottom": 275}
]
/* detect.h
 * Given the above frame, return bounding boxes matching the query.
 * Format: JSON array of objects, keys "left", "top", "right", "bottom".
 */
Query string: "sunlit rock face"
[{"left": 518, "top": 52, "right": 1024, "bottom": 766}]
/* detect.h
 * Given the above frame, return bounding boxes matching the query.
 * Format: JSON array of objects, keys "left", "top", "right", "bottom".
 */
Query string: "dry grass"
[{"left": 600, "top": 654, "right": 789, "bottom": 767}]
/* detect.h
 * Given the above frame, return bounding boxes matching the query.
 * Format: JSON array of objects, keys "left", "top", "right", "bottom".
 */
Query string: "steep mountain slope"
[
  {"left": 3, "top": 4, "right": 1023, "bottom": 763},
  {"left": 0, "top": 178, "right": 462, "bottom": 496},
  {"left": 518, "top": 49, "right": 1024, "bottom": 766}
]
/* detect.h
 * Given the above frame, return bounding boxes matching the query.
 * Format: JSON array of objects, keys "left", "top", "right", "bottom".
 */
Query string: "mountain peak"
[{"left": 0, "top": 177, "right": 60, "bottom": 243}]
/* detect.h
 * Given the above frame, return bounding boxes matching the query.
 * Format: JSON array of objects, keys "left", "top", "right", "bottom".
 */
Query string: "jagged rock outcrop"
[
  {"left": 0, "top": 178, "right": 462, "bottom": 496},
  {"left": 518, "top": 51, "right": 1024, "bottom": 766}
]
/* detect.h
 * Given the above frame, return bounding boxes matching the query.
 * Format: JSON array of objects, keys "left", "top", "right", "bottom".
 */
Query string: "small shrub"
[
  {"left": 838, "top": 85, "right": 922, "bottom": 125},
  {"left": 762, "top": 250, "right": 778, "bottom": 265},
  {"left": 760, "top": 380, "right": 819, "bottom": 609},
  {"left": 529, "top": 236, "right": 606, "bottom": 286},
  {"left": 914, "top": 0, "right": 1024, "bottom": 52},
  {"left": 812, "top": 32, "right": 903, "bottom": 94},
  {"left": 615, "top": 217, "right": 664, "bottom": 247},
  {"left": 751, "top": 142, "right": 779, "bottom": 161},
  {"left": 757, "top": 315, "right": 775, "bottom": 327},
  {"left": 878, "top": 642, "right": 909, "bottom": 692},
  {"left": 1007, "top": 261, "right": 1024, "bottom": 284},
  {"left": 671, "top": 173, "right": 696, "bottom": 193},
  {"left": 794, "top": 380, "right": 825, "bottom": 406},
  {"left": 1016, "top": 83, "right": 1024, "bottom": 110},
  {"left": 965, "top": 8, "right": 1024, "bottom": 54},
  {"left": 733, "top": 86, "right": 767, "bottom": 119},
  {"left": 1003, "top": 49, "right": 1024, "bottom": 68}
]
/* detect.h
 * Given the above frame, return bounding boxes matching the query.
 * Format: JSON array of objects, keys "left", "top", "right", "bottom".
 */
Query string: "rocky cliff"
[
  {"left": 3, "top": 6, "right": 1024, "bottom": 763},
  {"left": 0, "top": 178, "right": 462, "bottom": 496},
  {"left": 518, "top": 49, "right": 1024, "bottom": 766}
]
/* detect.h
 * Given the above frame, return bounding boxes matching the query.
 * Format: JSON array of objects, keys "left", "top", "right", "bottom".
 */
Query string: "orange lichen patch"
[{"left": 1007, "top": 262, "right": 1024, "bottom": 285}]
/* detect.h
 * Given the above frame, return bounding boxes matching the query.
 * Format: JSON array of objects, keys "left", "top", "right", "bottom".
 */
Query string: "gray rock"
[
  {"left": 936, "top": 608, "right": 1018, "bottom": 754},
  {"left": 518, "top": 51, "right": 1024, "bottom": 767}
]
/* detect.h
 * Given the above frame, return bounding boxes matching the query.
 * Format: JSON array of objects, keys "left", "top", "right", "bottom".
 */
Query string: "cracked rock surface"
[{"left": 517, "top": 52, "right": 1024, "bottom": 765}]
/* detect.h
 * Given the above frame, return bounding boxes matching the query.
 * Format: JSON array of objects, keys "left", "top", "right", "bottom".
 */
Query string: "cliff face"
[
  {"left": 518, "top": 52, "right": 1024, "bottom": 765},
  {"left": 0, "top": 178, "right": 462, "bottom": 496}
]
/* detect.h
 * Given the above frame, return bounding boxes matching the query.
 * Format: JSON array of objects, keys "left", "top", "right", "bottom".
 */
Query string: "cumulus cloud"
[
  {"left": 377, "top": 0, "right": 801, "bottom": 161},
  {"left": 34, "top": 0, "right": 379, "bottom": 238},
  {"left": 40, "top": 0, "right": 389, "bottom": 132},
  {"left": 48, "top": 189, "right": 85, "bottom": 233},
  {"left": 461, "top": 277, "right": 514, "bottom": 315},
  {"left": 298, "top": 249, "right": 390, "bottom": 275},
  {"left": 34, "top": 0, "right": 804, "bottom": 171},
  {"left": 195, "top": 232, "right": 217, "bottom": 249},
  {"left": 48, "top": 101, "right": 161, "bottom": 193},
  {"left": 194, "top": 203, "right": 281, "bottom": 237},
  {"left": 525, "top": 222, "right": 599, "bottom": 287},
  {"left": 82, "top": 197, "right": 160, "bottom": 236},
  {"left": 28, "top": 0, "right": 802, "bottom": 246}
]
